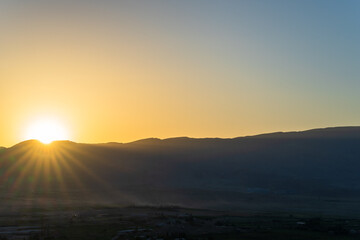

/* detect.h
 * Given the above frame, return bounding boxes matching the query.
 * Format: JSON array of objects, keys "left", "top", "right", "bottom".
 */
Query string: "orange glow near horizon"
[{"left": 1, "top": 1, "right": 359, "bottom": 147}]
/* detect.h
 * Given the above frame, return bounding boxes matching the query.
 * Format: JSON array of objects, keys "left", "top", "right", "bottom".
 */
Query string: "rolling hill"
[{"left": 1, "top": 127, "right": 360, "bottom": 212}]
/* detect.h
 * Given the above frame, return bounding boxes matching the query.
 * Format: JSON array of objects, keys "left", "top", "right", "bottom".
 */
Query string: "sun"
[{"left": 25, "top": 118, "right": 69, "bottom": 144}]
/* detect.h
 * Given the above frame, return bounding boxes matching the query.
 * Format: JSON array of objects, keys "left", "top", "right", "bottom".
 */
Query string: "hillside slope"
[{"left": 1, "top": 127, "right": 360, "bottom": 211}]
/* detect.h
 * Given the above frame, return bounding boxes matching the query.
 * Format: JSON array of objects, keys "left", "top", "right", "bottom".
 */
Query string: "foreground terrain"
[{"left": 1, "top": 205, "right": 360, "bottom": 240}]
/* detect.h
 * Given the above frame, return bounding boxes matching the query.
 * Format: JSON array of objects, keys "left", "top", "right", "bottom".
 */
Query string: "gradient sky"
[{"left": 1, "top": 0, "right": 359, "bottom": 146}]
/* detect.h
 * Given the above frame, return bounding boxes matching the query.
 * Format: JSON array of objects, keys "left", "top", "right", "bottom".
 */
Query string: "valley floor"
[{"left": 0, "top": 205, "right": 360, "bottom": 239}]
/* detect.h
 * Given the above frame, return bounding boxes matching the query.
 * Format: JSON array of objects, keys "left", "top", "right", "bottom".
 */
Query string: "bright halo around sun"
[{"left": 25, "top": 118, "right": 69, "bottom": 144}]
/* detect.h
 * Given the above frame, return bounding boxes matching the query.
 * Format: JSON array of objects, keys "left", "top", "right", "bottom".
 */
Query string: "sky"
[{"left": 1, "top": 0, "right": 359, "bottom": 147}]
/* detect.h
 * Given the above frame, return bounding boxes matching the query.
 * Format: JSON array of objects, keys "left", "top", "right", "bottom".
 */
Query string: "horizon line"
[{"left": 3, "top": 125, "right": 360, "bottom": 149}]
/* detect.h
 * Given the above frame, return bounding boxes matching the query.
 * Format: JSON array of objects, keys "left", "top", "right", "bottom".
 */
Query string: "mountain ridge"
[
  {"left": 7, "top": 126, "right": 360, "bottom": 149},
  {"left": 1, "top": 126, "right": 360, "bottom": 211}
]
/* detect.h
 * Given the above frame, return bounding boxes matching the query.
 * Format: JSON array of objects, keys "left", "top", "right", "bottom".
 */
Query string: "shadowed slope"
[{"left": 1, "top": 127, "right": 360, "bottom": 211}]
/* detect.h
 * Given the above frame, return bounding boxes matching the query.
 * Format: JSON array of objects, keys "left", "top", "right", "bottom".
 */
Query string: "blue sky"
[{"left": 0, "top": 0, "right": 359, "bottom": 145}]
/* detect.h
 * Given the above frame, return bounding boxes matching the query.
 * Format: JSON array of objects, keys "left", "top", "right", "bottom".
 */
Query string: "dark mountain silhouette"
[{"left": 1, "top": 126, "right": 360, "bottom": 212}]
